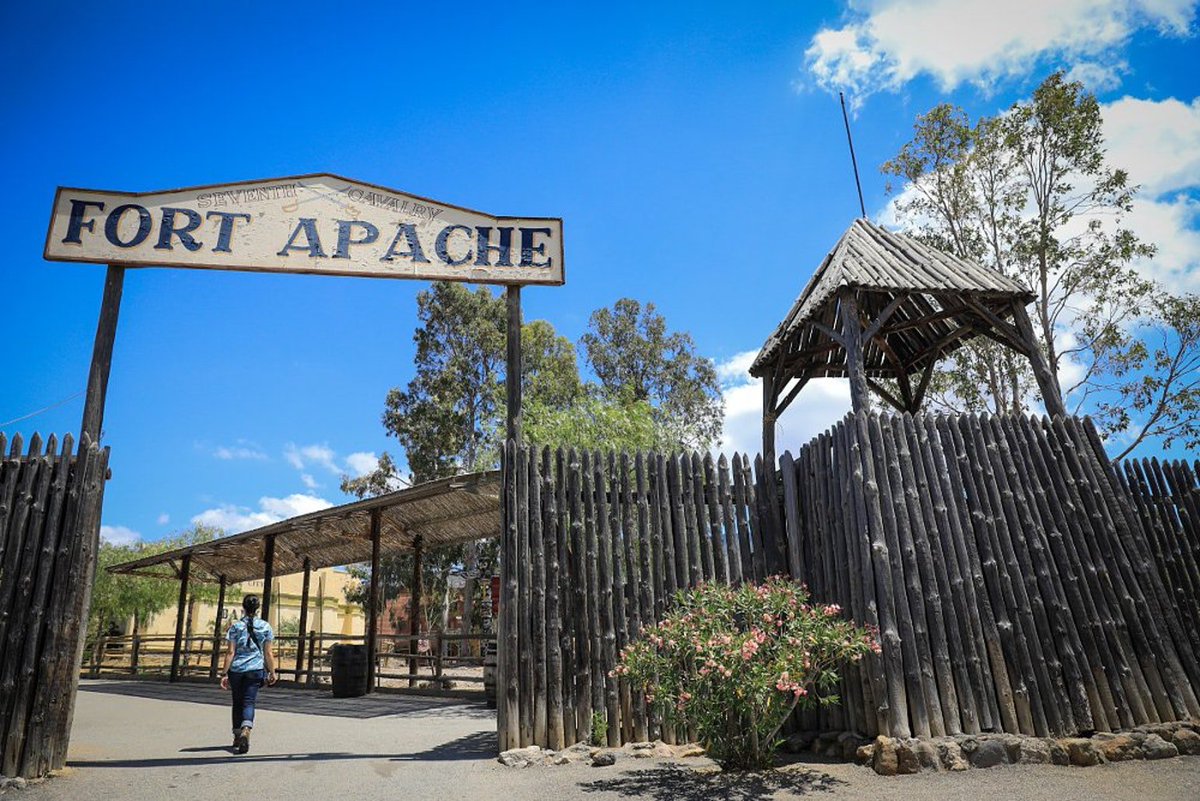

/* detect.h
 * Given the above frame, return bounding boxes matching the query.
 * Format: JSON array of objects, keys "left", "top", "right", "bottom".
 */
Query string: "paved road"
[{"left": 19, "top": 681, "right": 1200, "bottom": 800}]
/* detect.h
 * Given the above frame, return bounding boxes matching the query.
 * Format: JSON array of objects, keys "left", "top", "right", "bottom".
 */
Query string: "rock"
[
  {"left": 895, "top": 739, "right": 920, "bottom": 775},
  {"left": 1002, "top": 735, "right": 1025, "bottom": 763},
  {"left": 1048, "top": 739, "right": 1070, "bottom": 766},
  {"left": 1097, "top": 734, "right": 1140, "bottom": 762},
  {"left": 938, "top": 741, "right": 969, "bottom": 771},
  {"left": 855, "top": 743, "right": 876, "bottom": 766},
  {"left": 969, "top": 738, "right": 1008, "bottom": 769},
  {"left": 837, "top": 732, "right": 869, "bottom": 762},
  {"left": 913, "top": 740, "right": 940, "bottom": 771},
  {"left": 1172, "top": 728, "right": 1200, "bottom": 756},
  {"left": 1018, "top": 739, "right": 1051, "bottom": 764},
  {"left": 652, "top": 742, "right": 674, "bottom": 758},
  {"left": 0, "top": 776, "right": 27, "bottom": 791},
  {"left": 676, "top": 744, "right": 706, "bottom": 758},
  {"left": 1141, "top": 734, "right": 1178, "bottom": 760},
  {"left": 498, "top": 746, "right": 544, "bottom": 768},
  {"left": 873, "top": 736, "right": 898, "bottom": 776},
  {"left": 566, "top": 742, "right": 592, "bottom": 755},
  {"left": 590, "top": 751, "right": 616, "bottom": 767},
  {"left": 815, "top": 731, "right": 841, "bottom": 756},
  {"left": 1063, "top": 738, "right": 1105, "bottom": 767},
  {"left": 552, "top": 754, "right": 570, "bottom": 765},
  {"left": 627, "top": 741, "right": 654, "bottom": 750},
  {"left": 783, "top": 732, "right": 816, "bottom": 754}
]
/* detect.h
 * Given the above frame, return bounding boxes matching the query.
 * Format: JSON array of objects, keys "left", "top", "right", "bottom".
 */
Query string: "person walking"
[{"left": 219, "top": 594, "right": 277, "bottom": 754}]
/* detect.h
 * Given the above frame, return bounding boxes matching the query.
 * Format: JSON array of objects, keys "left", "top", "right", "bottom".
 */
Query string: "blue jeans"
[{"left": 229, "top": 669, "right": 265, "bottom": 733}]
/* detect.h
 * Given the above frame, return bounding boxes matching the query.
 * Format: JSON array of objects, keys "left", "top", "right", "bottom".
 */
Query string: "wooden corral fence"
[
  {"left": 784, "top": 413, "right": 1200, "bottom": 740},
  {"left": 498, "top": 415, "right": 1200, "bottom": 752},
  {"left": 83, "top": 630, "right": 495, "bottom": 692},
  {"left": 0, "top": 433, "right": 110, "bottom": 779},
  {"left": 496, "top": 442, "right": 783, "bottom": 752}
]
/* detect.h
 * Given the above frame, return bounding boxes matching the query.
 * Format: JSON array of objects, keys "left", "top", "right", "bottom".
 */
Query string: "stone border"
[
  {"left": 784, "top": 721, "right": 1200, "bottom": 775},
  {"left": 498, "top": 740, "right": 707, "bottom": 768}
]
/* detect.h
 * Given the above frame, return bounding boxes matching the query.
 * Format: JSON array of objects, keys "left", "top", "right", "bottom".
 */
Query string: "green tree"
[
  {"left": 882, "top": 72, "right": 1196, "bottom": 454},
  {"left": 581, "top": 298, "right": 724, "bottom": 449},
  {"left": 87, "top": 524, "right": 225, "bottom": 664},
  {"left": 525, "top": 394, "right": 668, "bottom": 452},
  {"left": 341, "top": 282, "right": 581, "bottom": 637}
]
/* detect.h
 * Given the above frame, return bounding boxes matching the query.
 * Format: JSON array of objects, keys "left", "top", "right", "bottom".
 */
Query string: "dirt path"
[{"left": 20, "top": 680, "right": 1200, "bottom": 801}]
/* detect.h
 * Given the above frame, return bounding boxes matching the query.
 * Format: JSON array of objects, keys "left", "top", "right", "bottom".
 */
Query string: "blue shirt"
[{"left": 226, "top": 616, "right": 274, "bottom": 673}]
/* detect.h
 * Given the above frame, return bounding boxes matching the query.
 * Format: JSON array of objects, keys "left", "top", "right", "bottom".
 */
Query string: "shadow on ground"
[
  {"left": 578, "top": 764, "right": 847, "bottom": 801},
  {"left": 79, "top": 680, "right": 495, "bottom": 720},
  {"left": 68, "top": 752, "right": 405, "bottom": 769}
]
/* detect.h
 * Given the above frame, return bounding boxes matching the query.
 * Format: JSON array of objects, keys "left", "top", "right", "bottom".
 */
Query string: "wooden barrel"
[{"left": 330, "top": 644, "right": 369, "bottom": 698}]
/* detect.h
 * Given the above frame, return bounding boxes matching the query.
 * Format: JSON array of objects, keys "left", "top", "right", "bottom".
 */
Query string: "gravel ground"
[{"left": 17, "top": 680, "right": 1200, "bottom": 801}]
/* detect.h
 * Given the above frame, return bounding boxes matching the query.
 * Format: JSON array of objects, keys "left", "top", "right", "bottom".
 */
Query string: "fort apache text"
[{"left": 58, "top": 198, "right": 554, "bottom": 269}]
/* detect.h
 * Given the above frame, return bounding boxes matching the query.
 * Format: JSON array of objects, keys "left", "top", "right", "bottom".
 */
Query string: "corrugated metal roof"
[
  {"left": 108, "top": 471, "right": 501, "bottom": 584},
  {"left": 752, "top": 219, "right": 1032, "bottom": 375}
]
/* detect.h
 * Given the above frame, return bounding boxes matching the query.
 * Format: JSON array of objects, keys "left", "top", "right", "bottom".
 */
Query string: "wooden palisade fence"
[
  {"left": 498, "top": 414, "right": 1200, "bottom": 752},
  {"left": 497, "top": 442, "right": 783, "bottom": 752},
  {"left": 0, "top": 433, "right": 110, "bottom": 779},
  {"left": 784, "top": 413, "right": 1200, "bottom": 740}
]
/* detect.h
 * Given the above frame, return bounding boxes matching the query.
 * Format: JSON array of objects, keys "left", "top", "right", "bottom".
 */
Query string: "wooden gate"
[{"left": 0, "top": 433, "right": 109, "bottom": 779}]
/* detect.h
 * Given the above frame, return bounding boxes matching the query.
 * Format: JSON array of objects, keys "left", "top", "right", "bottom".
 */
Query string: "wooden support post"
[
  {"left": 409, "top": 534, "right": 424, "bottom": 686},
  {"left": 1010, "top": 302, "right": 1067, "bottom": 418},
  {"left": 261, "top": 535, "right": 276, "bottom": 621},
  {"left": 840, "top": 289, "right": 871, "bottom": 416},
  {"left": 209, "top": 577, "right": 226, "bottom": 680},
  {"left": 130, "top": 634, "right": 140, "bottom": 676},
  {"left": 499, "top": 284, "right": 522, "bottom": 749},
  {"left": 80, "top": 265, "right": 125, "bottom": 443},
  {"left": 169, "top": 555, "right": 191, "bottom": 683},
  {"left": 306, "top": 631, "right": 317, "bottom": 686},
  {"left": 367, "top": 511, "right": 381, "bottom": 692},
  {"left": 296, "top": 558, "right": 311, "bottom": 680},
  {"left": 506, "top": 285, "right": 523, "bottom": 445}
]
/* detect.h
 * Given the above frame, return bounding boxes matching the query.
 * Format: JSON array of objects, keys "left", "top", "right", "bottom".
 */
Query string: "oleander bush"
[{"left": 616, "top": 576, "right": 879, "bottom": 769}]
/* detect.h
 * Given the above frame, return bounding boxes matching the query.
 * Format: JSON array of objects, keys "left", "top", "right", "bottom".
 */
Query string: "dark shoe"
[{"left": 235, "top": 727, "right": 251, "bottom": 754}]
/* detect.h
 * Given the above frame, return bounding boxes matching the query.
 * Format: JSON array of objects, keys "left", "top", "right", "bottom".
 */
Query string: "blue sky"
[{"left": 2, "top": 1, "right": 1197, "bottom": 547}]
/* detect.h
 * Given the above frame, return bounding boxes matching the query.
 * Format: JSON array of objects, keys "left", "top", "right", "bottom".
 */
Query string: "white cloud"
[
  {"left": 1100, "top": 95, "right": 1200, "bottom": 292},
  {"left": 300, "top": 473, "right": 319, "bottom": 490},
  {"left": 1103, "top": 95, "right": 1200, "bottom": 195},
  {"left": 212, "top": 444, "right": 268, "bottom": 461},
  {"left": 714, "top": 353, "right": 851, "bottom": 457},
  {"left": 156, "top": 513, "right": 170, "bottom": 525},
  {"left": 805, "top": 0, "right": 1196, "bottom": 100},
  {"left": 100, "top": 525, "right": 141, "bottom": 546},
  {"left": 191, "top": 493, "right": 332, "bottom": 534},
  {"left": 283, "top": 443, "right": 339, "bottom": 474},
  {"left": 1064, "top": 60, "right": 1126, "bottom": 92},
  {"left": 344, "top": 451, "right": 380, "bottom": 478}
]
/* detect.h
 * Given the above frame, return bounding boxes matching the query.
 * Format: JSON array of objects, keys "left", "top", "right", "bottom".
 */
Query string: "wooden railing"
[{"left": 82, "top": 631, "right": 496, "bottom": 692}]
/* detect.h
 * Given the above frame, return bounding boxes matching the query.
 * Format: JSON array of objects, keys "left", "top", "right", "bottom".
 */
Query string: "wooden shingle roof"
[
  {"left": 751, "top": 219, "right": 1033, "bottom": 380},
  {"left": 108, "top": 471, "right": 500, "bottom": 584}
]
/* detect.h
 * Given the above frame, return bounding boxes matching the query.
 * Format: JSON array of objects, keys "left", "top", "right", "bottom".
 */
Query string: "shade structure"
[
  {"left": 108, "top": 470, "right": 501, "bottom": 583},
  {"left": 749, "top": 218, "right": 1068, "bottom": 427},
  {"left": 752, "top": 218, "right": 1036, "bottom": 389}
]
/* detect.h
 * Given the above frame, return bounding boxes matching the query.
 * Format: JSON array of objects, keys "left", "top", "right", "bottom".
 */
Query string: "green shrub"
[
  {"left": 590, "top": 711, "right": 608, "bottom": 746},
  {"left": 615, "top": 576, "right": 878, "bottom": 769}
]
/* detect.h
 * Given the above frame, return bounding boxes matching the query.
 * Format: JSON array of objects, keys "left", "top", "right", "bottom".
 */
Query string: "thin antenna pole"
[{"left": 839, "top": 92, "right": 867, "bottom": 219}]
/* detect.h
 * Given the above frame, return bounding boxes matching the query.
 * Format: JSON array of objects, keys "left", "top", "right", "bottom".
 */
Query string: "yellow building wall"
[{"left": 139, "top": 566, "right": 366, "bottom": 642}]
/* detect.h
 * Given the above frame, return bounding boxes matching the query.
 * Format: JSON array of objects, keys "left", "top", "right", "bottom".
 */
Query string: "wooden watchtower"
[{"left": 750, "top": 218, "right": 1066, "bottom": 468}]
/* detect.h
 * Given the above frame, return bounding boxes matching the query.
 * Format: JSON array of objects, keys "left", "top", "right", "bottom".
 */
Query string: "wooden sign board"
[{"left": 44, "top": 174, "right": 564, "bottom": 286}]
